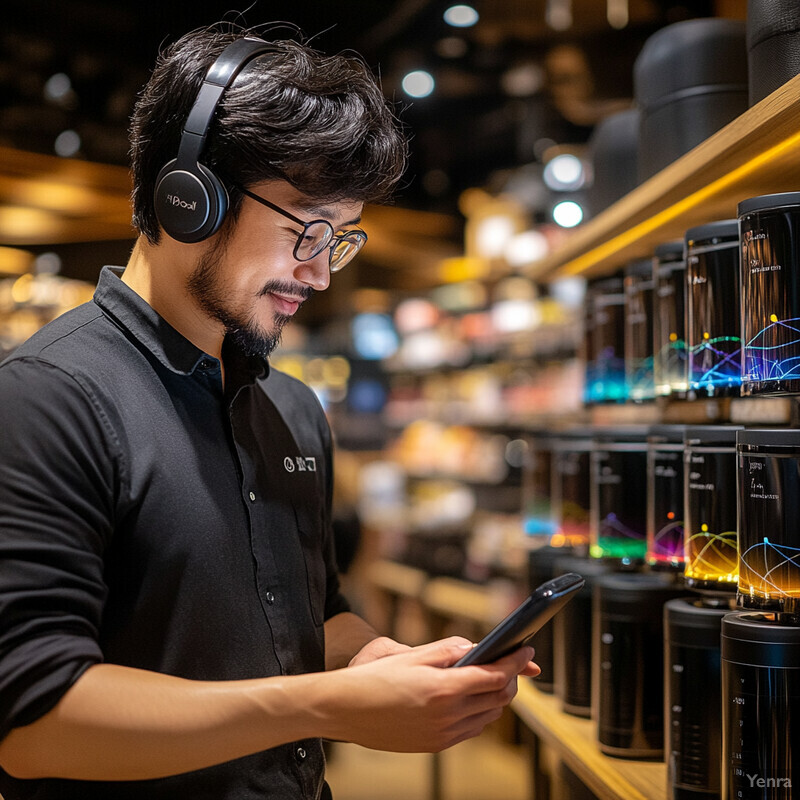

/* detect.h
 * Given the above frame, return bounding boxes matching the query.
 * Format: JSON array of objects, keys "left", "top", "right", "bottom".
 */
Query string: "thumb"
[{"left": 407, "top": 636, "right": 475, "bottom": 668}]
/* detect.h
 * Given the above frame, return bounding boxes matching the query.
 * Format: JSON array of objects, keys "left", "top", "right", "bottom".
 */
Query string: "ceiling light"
[
  {"left": 607, "top": 0, "right": 629, "bottom": 29},
  {"left": 475, "top": 214, "right": 516, "bottom": 259},
  {"left": 54, "top": 130, "right": 81, "bottom": 157},
  {"left": 552, "top": 200, "right": 584, "bottom": 228},
  {"left": 501, "top": 63, "right": 545, "bottom": 97},
  {"left": 546, "top": 0, "right": 572, "bottom": 30},
  {"left": 444, "top": 5, "right": 479, "bottom": 28},
  {"left": 34, "top": 252, "right": 62, "bottom": 275},
  {"left": 44, "top": 72, "right": 71, "bottom": 102},
  {"left": 543, "top": 154, "right": 585, "bottom": 191},
  {"left": 402, "top": 70, "right": 435, "bottom": 98},
  {"left": 504, "top": 230, "right": 549, "bottom": 266}
]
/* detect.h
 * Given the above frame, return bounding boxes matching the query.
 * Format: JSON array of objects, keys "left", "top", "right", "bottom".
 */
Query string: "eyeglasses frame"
[{"left": 237, "top": 186, "right": 367, "bottom": 272}]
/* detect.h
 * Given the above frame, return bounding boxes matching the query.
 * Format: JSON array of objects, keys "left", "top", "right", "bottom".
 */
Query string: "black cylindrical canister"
[
  {"left": 685, "top": 220, "right": 742, "bottom": 399},
  {"left": 665, "top": 597, "right": 733, "bottom": 800},
  {"left": 591, "top": 428, "right": 649, "bottom": 563},
  {"left": 736, "top": 428, "right": 800, "bottom": 622},
  {"left": 552, "top": 429, "right": 593, "bottom": 549},
  {"left": 593, "top": 573, "right": 686, "bottom": 758},
  {"left": 653, "top": 240, "right": 688, "bottom": 398},
  {"left": 584, "top": 274, "right": 628, "bottom": 405},
  {"left": 625, "top": 258, "right": 656, "bottom": 402},
  {"left": 721, "top": 612, "right": 800, "bottom": 799},
  {"left": 747, "top": 0, "right": 800, "bottom": 105},
  {"left": 522, "top": 430, "right": 557, "bottom": 539},
  {"left": 528, "top": 544, "right": 573, "bottom": 693},
  {"left": 634, "top": 18, "right": 748, "bottom": 181},
  {"left": 683, "top": 426, "right": 742, "bottom": 595},
  {"left": 738, "top": 192, "right": 800, "bottom": 396},
  {"left": 553, "top": 554, "right": 616, "bottom": 717},
  {"left": 647, "top": 425, "right": 687, "bottom": 571},
  {"left": 586, "top": 108, "right": 640, "bottom": 217}
]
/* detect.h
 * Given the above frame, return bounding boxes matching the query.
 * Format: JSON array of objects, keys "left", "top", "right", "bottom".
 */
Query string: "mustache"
[{"left": 258, "top": 280, "right": 315, "bottom": 301}]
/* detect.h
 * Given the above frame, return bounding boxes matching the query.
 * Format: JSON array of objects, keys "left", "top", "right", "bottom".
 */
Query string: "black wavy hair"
[{"left": 130, "top": 26, "right": 408, "bottom": 243}]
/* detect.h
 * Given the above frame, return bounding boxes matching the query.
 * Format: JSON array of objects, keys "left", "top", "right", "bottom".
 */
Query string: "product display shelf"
[
  {"left": 532, "top": 73, "right": 800, "bottom": 282},
  {"left": 368, "top": 558, "right": 519, "bottom": 633},
  {"left": 513, "top": 680, "right": 667, "bottom": 800}
]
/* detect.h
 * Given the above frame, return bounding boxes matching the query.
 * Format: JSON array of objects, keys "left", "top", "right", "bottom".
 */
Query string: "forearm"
[
  {"left": 0, "top": 638, "right": 537, "bottom": 781},
  {"left": 0, "top": 663, "right": 327, "bottom": 781},
  {"left": 324, "top": 611, "right": 382, "bottom": 669}
]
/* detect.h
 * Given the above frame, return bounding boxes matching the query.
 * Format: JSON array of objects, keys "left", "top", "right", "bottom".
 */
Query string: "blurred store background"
[{"left": 8, "top": 1, "right": 800, "bottom": 799}]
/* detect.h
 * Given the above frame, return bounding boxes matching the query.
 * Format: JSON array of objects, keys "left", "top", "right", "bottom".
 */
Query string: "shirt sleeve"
[{"left": 0, "top": 357, "right": 117, "bottom": 740}]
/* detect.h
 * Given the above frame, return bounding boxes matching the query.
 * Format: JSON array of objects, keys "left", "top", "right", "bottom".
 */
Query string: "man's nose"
[{"left": 295, "top": 249, "right": 331, "bottom": 292}]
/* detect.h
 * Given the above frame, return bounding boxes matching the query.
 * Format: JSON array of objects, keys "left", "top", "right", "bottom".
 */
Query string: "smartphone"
[{"left": 451, "top": 572, "right": 585, "bottom": 667}]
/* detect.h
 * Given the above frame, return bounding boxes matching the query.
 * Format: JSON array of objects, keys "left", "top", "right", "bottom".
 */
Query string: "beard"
[{"left": 186, "top": 239, "right": 312, "bottom": 359}]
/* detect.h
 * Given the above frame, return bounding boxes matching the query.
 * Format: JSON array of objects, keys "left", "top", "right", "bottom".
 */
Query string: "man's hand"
[
  {"left": 318, "top": 636, "right": 538, "bottom": 753},
  {"left": 348, "top": 636, "right": 412, "bottom": 667}
]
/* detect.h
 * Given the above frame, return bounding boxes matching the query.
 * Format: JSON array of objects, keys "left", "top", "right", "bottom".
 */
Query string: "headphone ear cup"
[{"left": 154, "top": 159, "right": 229, "bottom": 243}]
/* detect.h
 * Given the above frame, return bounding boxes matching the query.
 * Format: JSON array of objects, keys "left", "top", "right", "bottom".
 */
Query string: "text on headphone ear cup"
[{"left": 154, "top": 159, "right": 228, "bottom": 243}]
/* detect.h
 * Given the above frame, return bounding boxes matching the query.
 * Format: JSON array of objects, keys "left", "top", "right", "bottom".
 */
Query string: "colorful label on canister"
[
  {"left": 738, "top": 453, "right": 800, "bottom": 606},
  {"left": 647, "top": 447, "right": 685, "bottom": 567},
  {"left": 684, "top": 448, "right": 738, "bottom": 588},
  {"left": 741, "top": 209, "right": 800, "bottom": 394},
  {"left": 686, "top": 240, "right": 742, "bottom": 397}
]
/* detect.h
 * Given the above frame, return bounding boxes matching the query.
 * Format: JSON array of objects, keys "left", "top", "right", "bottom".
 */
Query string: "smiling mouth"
[{"left": 267, "top": 292, "right": 304, "bottom": 316}]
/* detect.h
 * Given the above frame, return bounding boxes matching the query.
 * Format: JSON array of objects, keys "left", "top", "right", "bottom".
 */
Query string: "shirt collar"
[{"left": 92, "top": 266, "right": 269, "bottom": 380}]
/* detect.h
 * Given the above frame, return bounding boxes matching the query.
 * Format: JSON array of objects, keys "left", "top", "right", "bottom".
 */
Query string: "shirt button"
[
  {"left": 249, "top": 491, "right": 256, "bottom": 502},
  {"left": 266, "top": 591, "right": 275, "bottom": 604},
  {"left": 199, "top": 359, "right": 212, "bottom": 370},
  {"left": 296, "top": 747, "right": 307, "bottom": 761}
]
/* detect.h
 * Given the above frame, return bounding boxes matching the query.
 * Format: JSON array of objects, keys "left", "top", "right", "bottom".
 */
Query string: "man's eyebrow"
[{"left": 296, "top": 202, "right": 362, "bottom": 227}]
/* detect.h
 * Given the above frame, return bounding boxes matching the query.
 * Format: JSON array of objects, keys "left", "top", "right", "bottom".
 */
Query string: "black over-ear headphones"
[{"left": 154, "top": 37, "right": 278, "bottom": 243}]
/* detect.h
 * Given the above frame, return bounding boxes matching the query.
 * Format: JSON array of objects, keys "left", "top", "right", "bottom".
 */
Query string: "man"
[{"left": 0, "top": 26, "right": 537, "bottom": 799}]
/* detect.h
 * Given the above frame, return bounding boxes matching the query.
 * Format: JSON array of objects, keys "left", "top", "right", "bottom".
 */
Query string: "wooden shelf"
[
  {"left": 512, "top": 679, "right": 667, "bottom": 800},
  {"left": 368, "top": 559, "right": 520, "bottom": 629},
  {"left": 534, "top": 74, "right": 800, "bottom": 281},
  {"left": 367, "top": 559, "right": 428, "bottom": 599}
]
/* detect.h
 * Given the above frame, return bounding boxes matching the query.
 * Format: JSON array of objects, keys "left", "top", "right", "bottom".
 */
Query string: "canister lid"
[
  {"left": 747, "top": 0, "right": 800, "bottom": 49},
  {"left": 596, "top": 572, "right": 685, "bottom": 610},
  {"left": 684, "top": 425, "right": 743, "bottom": 446},
  {"left": 592, "top": 425, "right": 650, "bottom": 445},
  {"left": 722, "top": 612, "right": 800, "bottom": 667},
  {"left": 737, "top": 427, "right": 800, "bottom": 448},
  {"left": 654, "top": 240, "right": 684, "bottom": 261},
  {"left": 554, "top": 554, "right": 616, "bottom": 582},
  {"left": 737, "top": 191, "right": 800, "bottom": 217},
  {"left": 553, "top": 427, "right": 595, "bottom": 447},
  {"left": 665, "top": 596, "right": 734, "bottom": 624},
  {"left": 624, "top": 258, "right": 653, "bottom": 278},
  {"left": 634, "top": 18, "right": 747, "bottom": 110},
  {"left": 587, "top": 273, "right": 624, "bottom": 293},
  {"left": 665, "top": 597, "right": 733, "bottom": 648},
  {"left": 648, "top": 424, "right": 688, "bottom": 444},
  {"left": 685, "top": 218, "right": 739, "bottom": 244}
]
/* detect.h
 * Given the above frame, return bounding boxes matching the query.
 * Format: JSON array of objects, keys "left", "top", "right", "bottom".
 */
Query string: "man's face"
[{"left": 187, "top": 180, "right": 364, "bottom": 358}]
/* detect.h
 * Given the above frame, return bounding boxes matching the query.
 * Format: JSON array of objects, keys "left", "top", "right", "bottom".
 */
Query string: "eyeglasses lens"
[
  {"left": 295, "top": 221, "right": 334, "bottom": 260},
  {"left": 330, "top": 232, "right": 367, "bottom": 272}
]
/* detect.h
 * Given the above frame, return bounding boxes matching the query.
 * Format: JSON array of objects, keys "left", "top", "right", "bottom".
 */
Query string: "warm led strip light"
[{"left": 560, "top": 129, "right": 800, "bottom": 278}]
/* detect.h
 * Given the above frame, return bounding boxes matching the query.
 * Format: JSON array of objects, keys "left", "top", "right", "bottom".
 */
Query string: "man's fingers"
[{"left": 404, "top": 636, "right": 475, "bottom": 667}]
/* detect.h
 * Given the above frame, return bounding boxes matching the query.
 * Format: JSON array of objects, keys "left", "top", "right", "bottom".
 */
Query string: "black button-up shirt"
[{"left": 0, "top": 267, "right": 349, "bottom": 799}]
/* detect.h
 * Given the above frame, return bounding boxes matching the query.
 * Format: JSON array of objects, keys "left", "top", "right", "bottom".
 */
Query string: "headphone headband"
[{"left": 155, "top": 37, "right": 278, "bottom": 243}]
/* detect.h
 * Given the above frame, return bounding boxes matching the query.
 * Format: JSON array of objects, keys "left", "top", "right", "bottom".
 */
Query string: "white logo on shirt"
[{"left": 284, "top": 456, "right": 316, "bottom": 473}]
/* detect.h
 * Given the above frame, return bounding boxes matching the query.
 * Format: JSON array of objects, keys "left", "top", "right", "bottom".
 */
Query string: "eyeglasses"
[{"left": 238, "top": 187, "right": 367, "bottom": 272}]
